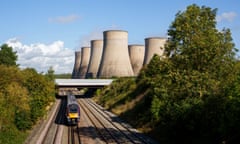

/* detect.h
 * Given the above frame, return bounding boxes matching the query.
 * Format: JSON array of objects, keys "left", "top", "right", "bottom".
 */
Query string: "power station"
[
  {"left": 78, "top": 47, "right": 91, "bottom": 78},
  {"left": 86, "top": 40, "right": 103, "bottom": 78},
  {"left": 97, "top": 30, "right": 134, "bottom": 78},
  {"left": 71, "top": 51, "right": 81, "bottom": 79},
  {"left": 128, "top": 44, "right": 145, "bottom": 76},
  {"left": 143, "top": 37, "right": 167, "bottom": 65},
  {"left": 71, "top": 30, "right": 167, "bottom": 78}
]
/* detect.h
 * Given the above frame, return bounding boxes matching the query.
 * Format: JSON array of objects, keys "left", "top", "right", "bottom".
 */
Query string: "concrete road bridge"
[{"left": 55, "top": 79, "right": 114, "bottom": 88}]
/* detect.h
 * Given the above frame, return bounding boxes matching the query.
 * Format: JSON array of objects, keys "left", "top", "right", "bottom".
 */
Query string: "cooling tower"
[
  {"left": 86, "top": 40, "right": 103, "bottom": 78},
  {"left": 71, "top": 51, "right": 81, "bottom": 79},
  {"left": 78, "top": 47, "right": 91, "bottom": 79},
  {"left": 98, "top": 30, "right": 134, "bottom": 78},
  {"left": 143, "top": 37, "right": 167, "bottom": 65},
  {"left": 128, "top": 44, "right": 145, "bottom": 76}
]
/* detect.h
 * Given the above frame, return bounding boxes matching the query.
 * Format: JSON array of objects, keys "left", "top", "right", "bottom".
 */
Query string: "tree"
[
  {"left": 45, "top": 66, "right": 55, "bottom": 81},
  {"left": 162, "top": 4, "right": 237, "bottom": 99},
  {"left": 21, "top": 68, "right": 55, "bottom": 122},
  {"left": 165, "top": 4, "right": 236, "bottom": 75},
  {"left": 0, "top": 44, "right": 18, "bottom": 66},
  {"left": 147, "top": 4, "right": 238, "bottom": 143}
]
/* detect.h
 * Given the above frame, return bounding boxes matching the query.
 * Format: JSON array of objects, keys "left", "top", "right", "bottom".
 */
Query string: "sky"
[{"left": 0, "top": 0, "right": 239, "bottom": 74}]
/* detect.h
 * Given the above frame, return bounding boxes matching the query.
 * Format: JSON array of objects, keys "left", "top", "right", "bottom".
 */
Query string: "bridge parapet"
[{"left": 55, "top": 79, "right": 114, "bottom": 88}]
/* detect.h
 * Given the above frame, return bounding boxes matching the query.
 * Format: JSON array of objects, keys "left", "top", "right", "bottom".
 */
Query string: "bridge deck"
[{"left": 55, "top": 79, "right": 114, "bottom": 88}]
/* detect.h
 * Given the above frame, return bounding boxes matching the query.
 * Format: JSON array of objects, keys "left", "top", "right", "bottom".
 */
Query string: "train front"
[{"left": 66, "top": 103, "right": 80, "bottom": 125}]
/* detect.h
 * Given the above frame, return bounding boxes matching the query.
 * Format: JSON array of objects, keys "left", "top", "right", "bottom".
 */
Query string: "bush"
[{"left": 15, "top": 109, "right": 32, "bottom": 130}]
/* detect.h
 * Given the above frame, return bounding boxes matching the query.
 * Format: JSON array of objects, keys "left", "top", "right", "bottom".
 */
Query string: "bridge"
[{"left": 55, "top": 79, "right": 114, "bottom": 88}]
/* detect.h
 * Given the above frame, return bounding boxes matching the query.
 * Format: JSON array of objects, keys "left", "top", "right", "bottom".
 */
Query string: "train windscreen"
[{"left": 69, "top": 104, "right": 78, "bottom": 113}]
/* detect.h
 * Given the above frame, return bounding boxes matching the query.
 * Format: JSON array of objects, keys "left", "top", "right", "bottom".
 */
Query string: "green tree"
[
  {"left": 147, "top": 4, "right": 238, "bottom": 143},
  {"left": 93, "top": 4, "right": 239, "bottom": 144},
  {"left": 0, "top": 65, "right": 56, "bottom": 143},
  {"left": 159, "top": 4, "right": 237, "bottom": 99},
  {"left": 45, "top": 66, "right": 55, "bottom": 81},
  {"left": 0, "top": 44, "right": 18, "bottom": 66},
  {"left": 22, "top": 68, "right": 55, "bottom": 122},
  {"left": 165, "top": 4, "right": 236, "bottom": 74}
]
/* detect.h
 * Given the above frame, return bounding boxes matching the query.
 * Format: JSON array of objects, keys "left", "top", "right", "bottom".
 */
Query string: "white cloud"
[
  {"left": 49, "top": 14, "right": 80, "bottom": 24},
  {"left": 6, "top": 38, "right": 74, "bottom": 74},
  {"left": 217, "top": 12, "right": 237, "bottom": 22}
]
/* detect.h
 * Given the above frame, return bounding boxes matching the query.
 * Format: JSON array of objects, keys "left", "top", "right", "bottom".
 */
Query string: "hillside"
[
  {"left": 0, "top": 66, "right": 55, "bottom": 144},
  {"left": 93, "top": 5, "right": 240, "bottom": 143},
  {"left": 93, "top": 60, "right": 240, "bottom": 143}
]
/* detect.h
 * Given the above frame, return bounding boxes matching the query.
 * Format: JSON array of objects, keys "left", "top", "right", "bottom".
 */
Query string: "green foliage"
[
  {"left": 0, "top": 65, "right": 55, "bottom": 143},
  {"left": 54, "top": 73, "right": 72, "bottom": 78},
  {"left": 93, "top": 77, "right": 136, "bottom": 110},
  {"left": 94, "top": 77, "right": 152, "bottom": 127},
  {"left": 45, "top": 66, "right": 55, "bottom": 81},
  {"left": 166, "top": 4, "right": 236, "bottom": 74},
  {"left": 150, "top": 96, "right": 163, "bottom": 121},
  {"left": 144, "top": 54, "right": 162, "bottom": 78},
  {"left": 93, "top": 4, "right": 240, "bottom": 144},
  {"left": 0, "top": 124, "right": 28, "bottom": 144},
  {"left": 15, "top": 109, "right": 32, "bottom": 130},
  {"left": 22, "top": 68, "right": 55, "bottom": 122},
  {"left": 0, "top": 44, "right": 18, "bottom": 66},
  {"left": 146, "top": 4, "right": 239, "bottom": 143}
]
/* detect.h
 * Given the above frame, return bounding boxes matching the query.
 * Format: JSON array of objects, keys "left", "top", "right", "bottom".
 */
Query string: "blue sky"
[{"left": 0, "top": 0, "right": 239, "bottom": 73}]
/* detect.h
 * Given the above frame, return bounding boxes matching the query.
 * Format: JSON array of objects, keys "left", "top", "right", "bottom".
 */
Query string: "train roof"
[{"left": 67, "top": 93, "right": 78, "bottom": 105}]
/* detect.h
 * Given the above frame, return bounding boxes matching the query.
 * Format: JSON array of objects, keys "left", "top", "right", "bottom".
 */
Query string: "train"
[{"left": 66, "top": 93, "right": 80, "bottom": 125}]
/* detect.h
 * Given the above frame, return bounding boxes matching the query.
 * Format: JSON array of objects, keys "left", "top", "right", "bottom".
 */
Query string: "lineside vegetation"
[
  {"left": 93, "top": 4, "right": 240, "bottom": 143},
  {"left": 0, "top": 44, "right": 55, "bottom": 144}
]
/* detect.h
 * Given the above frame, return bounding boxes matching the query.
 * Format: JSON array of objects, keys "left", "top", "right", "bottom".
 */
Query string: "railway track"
[
  {"left": 42, "top": 98, "right": 65, "bottom": 144},
  {"left": 86, "top": 98, "right": 157, "bottom": 144},
  {"left": 78, "top": 97, "right": 157, "bottom": 144},
  {"left": 42, "top": 96, "right": 81, "bottom": 144},
  {"left": 26, "top": 90, "right": 158, "bottom": 144},
  {"left": 68, "top": 125, "right": 81, "bottom": 144},
  {"left": 25, "top": 99, "right": 62, "bottom": 144}
]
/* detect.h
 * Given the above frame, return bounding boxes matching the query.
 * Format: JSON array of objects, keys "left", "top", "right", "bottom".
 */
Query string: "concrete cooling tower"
[
  {"left": 98, "top": 30, "right": 134, "bottom": 78},
  {"left": 71, "top": 51, "right": 81, "bottom": 79},
  {"left": 128, "top": 44, "right": 145, "bottom": 76},
  {"left": 143, "top": 37, "right": 167, "bottom": 65},
  {"left": 78, "top": 47, "right": 91, "bottom": 79},
  {"left": 86, "top": 40, "right": 103, "bottom": 78}
]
